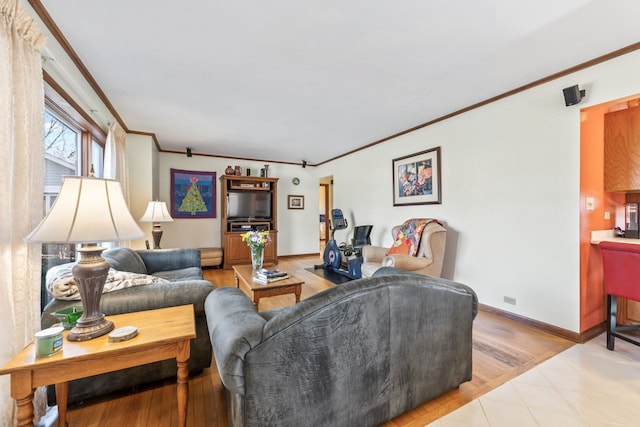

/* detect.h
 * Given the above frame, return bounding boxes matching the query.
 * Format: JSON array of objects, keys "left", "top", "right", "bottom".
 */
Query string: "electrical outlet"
[{"left": 503, "top": 296, "right": 516, "bottom": 305}]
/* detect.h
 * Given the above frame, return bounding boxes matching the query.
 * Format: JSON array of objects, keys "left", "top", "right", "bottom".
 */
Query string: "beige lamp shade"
[
  {"left": 25, "top": 176, "right": 144, "bottom": 243},
  {"left": 139, "top": 201, "right": 174, "bottom": 223}
]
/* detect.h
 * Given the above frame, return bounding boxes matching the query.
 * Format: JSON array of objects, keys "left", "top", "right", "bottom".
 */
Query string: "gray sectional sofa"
[
  {"left": 41, "top": 247, "right": 214, "bottom": 405},
  {"left": 205, "top": 267, "right": 478, "bottom": 427}
]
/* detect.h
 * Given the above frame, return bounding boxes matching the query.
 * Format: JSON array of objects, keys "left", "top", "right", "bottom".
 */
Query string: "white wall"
[
  {"left": 126, "top": 133, "right": 157, "bottom": 249},
  {"left": 313, "top": 50, "right": 640, "bottom": 333}
]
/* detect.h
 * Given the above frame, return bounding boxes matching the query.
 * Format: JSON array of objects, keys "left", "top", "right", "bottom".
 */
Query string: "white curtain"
[
  {"left": 0, "top": 0, "right": 46, "bottom": 424},
  {"left": 104, "top": 121, "right": 131, "bottom": 247},
  {"left": 104, "top": 122, "right": 129, "bottom": 199}
]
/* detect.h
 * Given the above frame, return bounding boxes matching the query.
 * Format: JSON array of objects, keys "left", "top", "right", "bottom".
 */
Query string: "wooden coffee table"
[
  {"left": 233, "top": 264, "right": 304, "bottom": 310},
  {"left": 0, "top": 305, "right": 196, "bottom": 427}
]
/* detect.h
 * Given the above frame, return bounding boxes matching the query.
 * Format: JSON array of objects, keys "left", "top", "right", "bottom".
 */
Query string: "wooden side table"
[
  {"left": 233, "top": 264, "right": 304, "bottom": 310},
  {"left": 0, "top": 305, "right": 196, "bottom": 427}
]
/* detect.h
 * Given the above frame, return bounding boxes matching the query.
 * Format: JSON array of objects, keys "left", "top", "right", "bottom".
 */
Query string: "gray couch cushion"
[
  {"left": 152, "top": 266, "right": 203, "bottom": 281},
  {"left": 103, "top": 247, "right": 147, "bottom": 274},
  {"left": 137, "top": 248, "right": 201, "bottom": 274}
]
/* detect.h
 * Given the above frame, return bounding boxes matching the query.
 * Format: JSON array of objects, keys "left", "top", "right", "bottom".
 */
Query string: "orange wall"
[{"left": 579, "top": 104, "right": 626, "bottom": 332}]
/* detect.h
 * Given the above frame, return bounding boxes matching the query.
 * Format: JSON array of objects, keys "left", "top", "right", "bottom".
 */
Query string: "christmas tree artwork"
[{"left": 179, "top": 176, "right": 208, "bottom": 215}]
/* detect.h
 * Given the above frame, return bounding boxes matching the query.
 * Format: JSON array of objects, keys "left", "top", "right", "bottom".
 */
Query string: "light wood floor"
[{"left": 64, "top": 255, "right": 574, "bottom": 427}]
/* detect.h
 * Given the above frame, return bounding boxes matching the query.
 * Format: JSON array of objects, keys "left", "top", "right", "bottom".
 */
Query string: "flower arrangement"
[{"left": 241, "top": 230, "right": 271, "bottom": 250}]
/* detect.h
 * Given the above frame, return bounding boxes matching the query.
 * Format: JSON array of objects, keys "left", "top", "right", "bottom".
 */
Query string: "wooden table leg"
[
  {"left": 12, "top": 371, "right": 35, "bottom": 427},
  {"left": 55, "top": 382, "right": 69, "bottom": 427},
  {"left": 294, "top": 285, "right": 301, "bottom": 303},
  {"left": 176, "top": 340, "right": 191, "bottom": 427}
]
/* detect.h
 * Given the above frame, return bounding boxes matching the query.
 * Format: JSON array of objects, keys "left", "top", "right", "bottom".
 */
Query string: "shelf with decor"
[{"left": 220, "top": 175, "right": 278, "bottom": 269}]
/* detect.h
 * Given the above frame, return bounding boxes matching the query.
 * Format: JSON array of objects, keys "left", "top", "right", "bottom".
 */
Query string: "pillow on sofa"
[
  {"left": 386, "top": 218, "right": 429, "bottom": 256},
  {"left": 387, "top": 237, "right": 412, "bottom": 256},
  {"left": 103, "top": 247, "right": 148, "bottom": 274}
]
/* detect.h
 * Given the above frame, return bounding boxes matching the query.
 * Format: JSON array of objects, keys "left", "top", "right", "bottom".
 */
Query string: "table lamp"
[
  {"left": 139, "top": 201, "right": 174, "bottom": 249},
  {"left": 25, "top": 176, "right": 144, "bottom": 341}
]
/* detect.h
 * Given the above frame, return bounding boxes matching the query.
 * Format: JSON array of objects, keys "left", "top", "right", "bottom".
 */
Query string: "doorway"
[{"left": 319, "top": 177, "right": 333, "bottom": 253}]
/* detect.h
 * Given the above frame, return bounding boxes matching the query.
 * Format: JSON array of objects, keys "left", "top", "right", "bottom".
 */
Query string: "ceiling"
[{"left": 34, "top": 0, "right": 640, "bottom": 165}]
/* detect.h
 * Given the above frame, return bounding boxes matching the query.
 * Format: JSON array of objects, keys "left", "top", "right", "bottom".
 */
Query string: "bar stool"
[{"left": 599, "top": 241, "right": 640, "bottom": 350}]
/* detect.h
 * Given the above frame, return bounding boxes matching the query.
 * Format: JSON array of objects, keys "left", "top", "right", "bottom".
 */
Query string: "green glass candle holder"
[{"left": 53, "top": 306, "right": 83, "bottom": 330}]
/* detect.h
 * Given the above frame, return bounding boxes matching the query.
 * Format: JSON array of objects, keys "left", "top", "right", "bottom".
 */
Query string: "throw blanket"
[
  {"left": 47, "top": 263, "right": 169, "bottom": 301},
  {"left": 387, "top": 218, "right": 441, "bottom": 256}
]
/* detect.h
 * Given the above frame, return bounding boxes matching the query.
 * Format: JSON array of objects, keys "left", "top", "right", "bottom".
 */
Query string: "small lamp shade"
[
  {"left": 25, "top": 176, "right": 144, "bottom": 341},
  {"left": 139, "top": 201, "right": 173, "bottom": 249},
  {"left": 139, "top": 201, "right": 174, "bottom": 223}
]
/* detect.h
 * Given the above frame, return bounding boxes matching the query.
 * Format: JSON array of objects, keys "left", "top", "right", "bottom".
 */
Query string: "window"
[
  {"left": 43, "top": 110, "right": 80, "bottom": 215},
  {"left": 92, "top": 138, "right": 104, "bottom": 178},
  {"left": 41, "top": 80, "right": 107, "bottom": 291}
]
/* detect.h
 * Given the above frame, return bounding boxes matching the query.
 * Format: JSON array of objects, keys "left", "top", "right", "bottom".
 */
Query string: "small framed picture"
[
  {"left": 392, "top": 146, "right": 441, "bottom": 206},
  {"left": 288, "top": 195, "right": 304, "bottom": 209}
]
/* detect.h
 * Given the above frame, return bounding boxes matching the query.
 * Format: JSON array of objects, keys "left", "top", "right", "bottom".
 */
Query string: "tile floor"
[{"left": 427, "top": 334, "right": 640, "bottom": 427}]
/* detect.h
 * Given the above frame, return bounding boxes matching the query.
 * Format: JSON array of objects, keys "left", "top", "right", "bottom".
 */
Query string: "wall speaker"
[{"left": 563, "top": 85, "right": 586, "bottom": 107}]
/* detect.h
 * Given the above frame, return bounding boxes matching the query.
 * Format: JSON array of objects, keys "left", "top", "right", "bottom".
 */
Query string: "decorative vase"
[
  {"left": 225, "top": 165, "right": 234, "bottom": 175},
  {"left": 251, "top": 246, "right": 264, "bottom": 271}
]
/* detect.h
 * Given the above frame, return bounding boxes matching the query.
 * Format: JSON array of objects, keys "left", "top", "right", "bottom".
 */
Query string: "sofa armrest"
[
  {"left": 137, "top": 249, "right": 201, "bottom": 274},
  {"left": 205, "top": 287, "right": 266, "bottom": 395},
  {"left": 362, "top": 245, "right": 388, "bottom": 263},
  {"left": 382, "top": 253, "right": 432, "bottom": 271}
]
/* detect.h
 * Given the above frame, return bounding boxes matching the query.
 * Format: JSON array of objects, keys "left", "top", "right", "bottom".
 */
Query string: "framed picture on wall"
[
  {"left": 392, "top": 146, "right": 441, "bottom": 206},
  {"left": 170, "top": 168, "right": 216, "bottom": 218},
  {"left": 288, "top": 195, "right": 305, "bottom": 209}
]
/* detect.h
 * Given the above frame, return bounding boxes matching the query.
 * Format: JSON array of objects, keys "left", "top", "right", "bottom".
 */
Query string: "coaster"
[{"left": 108, "top": 326, "right": 138, "bottom": 342}]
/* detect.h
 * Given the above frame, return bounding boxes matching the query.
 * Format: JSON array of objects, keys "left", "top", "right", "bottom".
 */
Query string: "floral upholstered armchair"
[{"left": 361, "top": 219, "right": 446, "bottom": 278}]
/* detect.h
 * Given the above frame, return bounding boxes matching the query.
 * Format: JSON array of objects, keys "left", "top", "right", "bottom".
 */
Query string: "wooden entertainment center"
[{"left": 220, "top": 175, "right": 278, "bottom": 269}]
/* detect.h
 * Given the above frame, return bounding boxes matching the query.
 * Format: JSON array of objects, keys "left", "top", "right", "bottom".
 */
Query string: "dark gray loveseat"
[
  {"left": 41, "top": 247, "right": 214, "bottom": 405},
  {"left": 205, "top": 267, "right": 478, "bottom": 427}
]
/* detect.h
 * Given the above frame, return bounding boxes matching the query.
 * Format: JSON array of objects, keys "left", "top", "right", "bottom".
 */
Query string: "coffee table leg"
[
  {"left": 176, "top": 339, "right": 190, "bottom": 427},
  {"left": 56, "top": 382, "right": 69, "bottom": 427},
  {"left": 294, "top": 284, "right": 301, "bottom": 303}
]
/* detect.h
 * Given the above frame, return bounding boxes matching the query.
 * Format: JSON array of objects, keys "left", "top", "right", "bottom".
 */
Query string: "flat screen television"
[{"left": 227, "top": 192, "right": 272, "bottom": 221}]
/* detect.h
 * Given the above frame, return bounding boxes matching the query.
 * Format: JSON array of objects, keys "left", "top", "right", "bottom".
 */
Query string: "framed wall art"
[
  {"left": 288, "top": 195, "right": 305, "bottom": 209},
  {"left": 170, "top": 168, "right": 216, "bottom": 218},
  {"left": 392, "top": 146, "right": 441, "bottom": 206}
]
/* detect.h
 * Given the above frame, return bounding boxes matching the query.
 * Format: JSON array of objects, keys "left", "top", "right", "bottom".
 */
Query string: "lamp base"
[
  {"left": 67, "top": 316, "right": 114, "bottom": 341},
  {"left": 67, "top": 244, "right": 115, "bottom": 341},
  {"left": 151, "top": 223, "right": 163, "bottom": 249}
]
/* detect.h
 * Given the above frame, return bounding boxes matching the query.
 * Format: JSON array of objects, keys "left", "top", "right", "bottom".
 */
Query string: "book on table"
[{"left": 254, "top": 268, "right": 290, "bottom": 283}]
